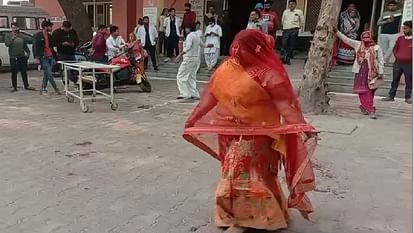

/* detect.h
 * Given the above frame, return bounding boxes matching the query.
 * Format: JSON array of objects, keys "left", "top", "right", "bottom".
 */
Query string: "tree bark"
[
  {"left": 298, "top": 0, "right": 342, "bottom": 114},
  {"left": 57, "top": 0, "right": 93, "bottom": 44}
]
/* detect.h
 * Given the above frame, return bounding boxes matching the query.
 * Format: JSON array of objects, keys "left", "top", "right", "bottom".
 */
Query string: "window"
[
  {"left": 12, "top": 17, "right": 37, "bottom": 30},
  {"left": 85, "top": 3, "right": 113, "bottom": 27},
  {"left": 0, "top": 16, "right": 9, "bottom": 28},
  {"left": 38, "top": 17, "right": 46, "bottom": 26},
  {"left": 305, "top": 0, "right": 321, "bottom": 31}
]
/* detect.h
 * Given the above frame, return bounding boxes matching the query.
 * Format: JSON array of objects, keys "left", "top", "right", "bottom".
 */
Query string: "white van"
[
  {"left": 0, "top": 4, "right": 50, "bottom": 67},
  {"left": 0, "top": 4, "right": 49, "bottom": 33}
]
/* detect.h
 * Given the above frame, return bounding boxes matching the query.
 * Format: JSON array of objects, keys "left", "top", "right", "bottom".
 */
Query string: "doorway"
[
  {"left": 340, "top": 0, "right": 377, "bottom": 36},
  {"left": 226, "top": 0, "right": 257, "bottom": 41}
]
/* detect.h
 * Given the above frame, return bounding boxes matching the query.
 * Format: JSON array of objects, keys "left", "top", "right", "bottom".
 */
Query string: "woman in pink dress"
[{"left": 335, "top": 28, "right": 385, "bottom": 119}]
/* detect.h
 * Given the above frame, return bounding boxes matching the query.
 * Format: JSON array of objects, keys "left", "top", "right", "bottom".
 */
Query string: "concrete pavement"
[{"left": 0, "top": 69, "right": 412, "bottom": 233}]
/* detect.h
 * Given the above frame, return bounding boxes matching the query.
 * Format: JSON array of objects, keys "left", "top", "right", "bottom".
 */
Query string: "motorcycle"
[{"left": 84, "top": 47, "right": 152, "bottom": 93}]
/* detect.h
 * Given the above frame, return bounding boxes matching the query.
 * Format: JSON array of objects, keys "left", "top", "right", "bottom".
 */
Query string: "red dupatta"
[{"left": 183, "top": 30, "right": 318, "bottom": 218}]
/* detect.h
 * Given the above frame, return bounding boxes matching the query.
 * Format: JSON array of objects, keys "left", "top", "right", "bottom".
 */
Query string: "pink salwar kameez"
[{"left": 354, "top": 61, "right": 376, "bottom": 113}]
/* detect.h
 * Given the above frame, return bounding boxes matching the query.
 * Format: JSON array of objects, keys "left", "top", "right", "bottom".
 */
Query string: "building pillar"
[{"left": 112, "top": 0, "right": 137, "bottom": 38}]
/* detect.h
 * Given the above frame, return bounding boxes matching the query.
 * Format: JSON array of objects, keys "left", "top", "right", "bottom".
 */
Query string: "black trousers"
[
  {"left": 158, "top": 32, "right": 167, "bottom": 56},
  {"left": 281, "top": 28, "right": 299, "bottom": 60},
  {"left": 10, "top": 57, "right": 29, "bottom": 89},
  {"left": 58, "top": 53, "right": 77, "bottom": 83},
  {"left": 166, "top": 35, "right": 179, "bottom": 58},
  {"left": 144, "top": 45, "right": 158, "bottom": 68},
  {"left": 389, "top": 63, "right": 412, "bottom": 99}
]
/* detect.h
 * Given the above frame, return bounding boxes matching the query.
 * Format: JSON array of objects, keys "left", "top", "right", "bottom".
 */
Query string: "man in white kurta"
[
  {"left": 204, "top": 18, "right": 222, "bottom": 70},
  {"left": 175, "top": 26, "right": 202, "bottom": 100}
]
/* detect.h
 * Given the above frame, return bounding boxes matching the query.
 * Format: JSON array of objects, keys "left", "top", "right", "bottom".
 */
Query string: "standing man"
[
  {"left": 246, "top": 10, "right": 268, "bottom": 33},
  {"left": 5, "top": 22, "right": 34, "bottom": 92},
  {"left": 33, "top": 20, "right": 61, "bottom": 95},
  {"left": 138, "top": 16, "right": 159, "bottom": 71},
  {"left": 52, "top": 21, "right": 80, "bottom": 83},
  {"left": 383, "top": 21, "right": 412, "bottom": 104},
  {"left": 205, "top": 6, "right": 219, "bottom": 25},
  {"left": 281, "top": 0, "right": 304, "bottom": 65},
  {"left": 106, "top": 25, "right": 126, "bottom": 61},
  {"left": 175, "top": 23, "right": 201, "bottom": 101},
  {"left": 181, "top": 3, "right": 196, "bottom": 38},
  {"left": 204, "top": 17, "right": 222, "bottom": 71},
  {"left": 164, "top": 8, "right": 181, "bottom": 62},
  {"left": 52, "top": 21, "right": 79, "bottom": 62},
  {"left": 91, "top": 24, "right": 108, "bottom": 63},
  {"left": 261, "top": 0, "right": 279, "bottom": 38},
  {"left": 377, "top": 0, "right": 403, "bottom": 64}
]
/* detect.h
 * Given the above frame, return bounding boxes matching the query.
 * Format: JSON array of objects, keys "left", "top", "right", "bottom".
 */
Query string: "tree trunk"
[
  {"left": 298, "top": 0, "right": 342, "bottom": 114},
  {"left": 57, "top": 0, "right": 93, "bottom": 44}
]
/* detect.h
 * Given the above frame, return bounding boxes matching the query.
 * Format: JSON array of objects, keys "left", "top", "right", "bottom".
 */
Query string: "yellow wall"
[{"left": 296, "top": 0, "right": 306, "bottom": 11}]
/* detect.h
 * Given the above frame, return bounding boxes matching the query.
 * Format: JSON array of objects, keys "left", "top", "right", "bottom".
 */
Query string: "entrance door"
[
  {"left": 340, "top": 0, "right": 376, "bottom": 35},
  {"left": 226, "top": 0, "right": 257, "bottom": 41}
]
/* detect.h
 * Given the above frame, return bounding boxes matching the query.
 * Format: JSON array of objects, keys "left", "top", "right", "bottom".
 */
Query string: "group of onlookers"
[
  {"left": 6, "top": 20, "right": 79, "bottom": 95},
  {"left": 247, "top": 0, "right": 304, "bottom": 65},
  {"left": 6, "top": 0, "right": 412, "bottom": 113},
  {"left": 173, "top": 4, "right": 225, "bottom": 101}
]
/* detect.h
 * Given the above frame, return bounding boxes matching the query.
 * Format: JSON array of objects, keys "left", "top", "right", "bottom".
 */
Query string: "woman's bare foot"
[{"left": 224, "top": 226, "right": 245, "bottom": 233}]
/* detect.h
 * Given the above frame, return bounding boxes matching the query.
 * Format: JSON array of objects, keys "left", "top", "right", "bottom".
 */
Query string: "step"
[
  {"left": 329, "top": 71, "right": 393, "bottom": 77},
  {"left": 331, "top": 65, "right": 393, "bottom": 71},
  {"left": 146, "top": 66, "right": 214, "bottom": 75},
  {"left": 328, "top": 82, "right": 405, "bottom": 98},
  {"left": 146, "top": 72, "right": 211, "bottom": 81},
  {"left": 329, "top": 75, "right": 396, "bottom": 85}
]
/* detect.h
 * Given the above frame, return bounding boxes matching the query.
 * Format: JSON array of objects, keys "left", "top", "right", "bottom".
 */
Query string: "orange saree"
[{"left": 183, "top": 30, "right": 317, "bottom": 231}]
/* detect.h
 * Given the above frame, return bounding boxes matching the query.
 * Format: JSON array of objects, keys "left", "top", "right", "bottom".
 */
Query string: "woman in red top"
[{"left": 127, "top": 33, "right": 147, "bottom": 80}]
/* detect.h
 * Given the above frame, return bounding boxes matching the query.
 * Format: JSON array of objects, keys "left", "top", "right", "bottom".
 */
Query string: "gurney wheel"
[
  {"left": 80, "top": 102, "right": 89, "bottom": 113},
  {"left": 110, "top": 102, "right": 119, "bottom": 111},
  {"left": 67, "top": 96, "right": 75, "bottom": 103}
]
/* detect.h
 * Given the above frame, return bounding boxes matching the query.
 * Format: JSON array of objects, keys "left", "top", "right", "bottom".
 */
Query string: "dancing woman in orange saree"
[{"left": 183, "top": 29, "right": 318, "bottom": 233}]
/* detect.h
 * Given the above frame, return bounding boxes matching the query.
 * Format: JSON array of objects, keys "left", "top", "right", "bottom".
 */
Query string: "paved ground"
[{"left": 0, "top": 67, "right": 412, "bottom": 233}]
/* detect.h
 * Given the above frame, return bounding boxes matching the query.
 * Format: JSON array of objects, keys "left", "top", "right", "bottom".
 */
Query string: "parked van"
[
  {"left": 0, "top": 4, "right": 50, "bottom": 34},
  {"left": 0, "top": 4, "right": 50, "bottom": 68}
]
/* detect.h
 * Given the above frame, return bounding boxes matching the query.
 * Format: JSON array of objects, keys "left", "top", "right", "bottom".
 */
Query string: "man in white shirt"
[
  {"left": 138, "top": 16, "right": 159, "bottom": 70},
  {"left": 281, "top": 0, "right": 304, "bottom": 65},
  {"left": 175, "top": 23, "right": 202, "bottom": 101},
  {"left": 204, "top": 17, "right": 222, "bottom": 70},
  {"left": 106, "top": 25, "right": 125, "bottom": 61},
  {"left": 163, "top": 8, "right": 181, "bottom": 62}
]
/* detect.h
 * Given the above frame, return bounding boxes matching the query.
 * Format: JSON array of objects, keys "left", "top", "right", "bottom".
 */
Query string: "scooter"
[{"left": 84, "top": 48, "right": 152, "bottom": 92}]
